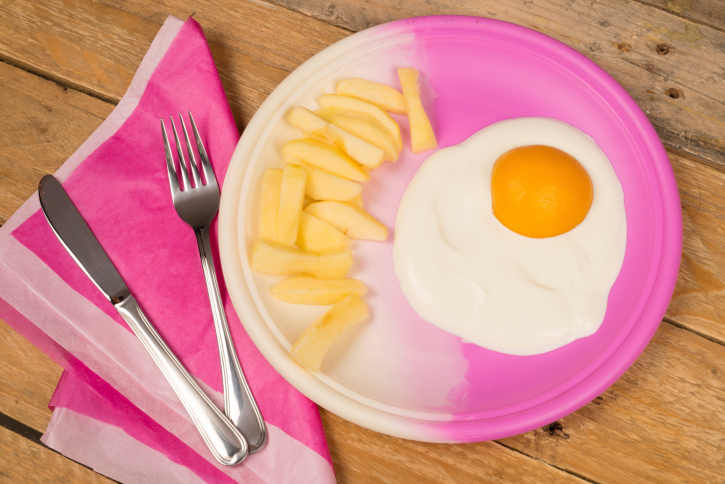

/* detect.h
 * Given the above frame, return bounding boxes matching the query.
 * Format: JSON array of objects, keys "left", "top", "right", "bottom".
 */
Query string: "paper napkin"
[{"left": 0, "top": 16, "right": 334, "bottom": 483}]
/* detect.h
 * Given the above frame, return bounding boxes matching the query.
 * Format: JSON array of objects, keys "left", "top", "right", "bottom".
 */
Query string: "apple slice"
[
  {"left": 259, "top": 168, "right": 282, "bottom": 242},
  {"left": 287, "top": 106, "right": 328, "bottom": 135},
  {"left": 304, "top": 132, "right": 335, "bottom": 146},
  {"left": 317, "top": 95, "right": 403, "bottom": 152},
  {"left": 325, "top": 124, "right": 384, "bottom": 169},
  {"left": 297, "top": 212, "right": 350, "bottom": 252},
  {"left": 327, "top": 115, "right": 398, "bottom": 162},
  {"left": 315, "top": 107, "right": 387, "bottom": 131},
  {"left": 305, "top": 200, "right": 387, "bottom": 241},
  {"left": 278, "top": 164, "right": 307, "bottom": 246},
  {"left": 289, "top": 107, "right": 384, "bottom": 168},
  {"left": 291, "top": 294, "right": 369, "bottom": 372},
  {"left": 397, "top": 68, "right": 438, "bottom": 153},
  {"left": 283, "top": 139, "right": 370, "bottom": 182},
  {"left": 251, "top": 239, "right": 353, "bottom": 279},
  {"left": 348, "top": 194, "right": 363, "bottom": 208},
  {"left": 336, "top": 78, "right": 407, "bottom": 115},
  {"left": 271, "top": 276, "right": 367, "bottom": 305},
  {"left": 284, "top": 155, "right": 361, "bottom": 202}
]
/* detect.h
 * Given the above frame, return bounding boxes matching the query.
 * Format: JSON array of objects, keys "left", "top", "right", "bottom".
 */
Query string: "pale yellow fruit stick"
[
  {"left": 397, "top": 68, "right": 438, "bottom": 154},
  {"left": 305, "top": 200, "right": 387, "bottom": 241},
  {"left": 336, "top": 78, "right": 407, "bottom": 115},
  {"left": 278, "top": 164, "right": 307, "bottom": 246},
  {"left": 260, "top": 168, "right": 283, "bottom": 242},
  {"left": 297, "top": 212, "right": 350, "bottom": 252},
  {"left": 283, "top": 139, "right": 370, "bottom": 182},
  {"left": 251, "top": 239, "right": 353, "bottom": 279},
  {"left": 284, "top": 155, "right": 361, "bottom": 202},
  {"left": 291, "top": 294, "right": 369, "bottom": 372},
  {"left": 289, "top": 106, "right": 384, "bottom": 168},
  {"left": 329, "top": 115, "right": 398, "bottom": 162},
  {"left": 317, "top": 95, "right": 403, "bottom": 152},
  {"left": 287, "top": 106, "right": 328, "bottom": 135},
  {"left": 270, "top": 276, "right": 367, "bottom": 305},
  {"left": 348, "top": 194, "right": 363, "bottom": 208}
]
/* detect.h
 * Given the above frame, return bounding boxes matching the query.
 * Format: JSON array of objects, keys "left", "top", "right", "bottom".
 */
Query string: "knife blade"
[
  {"left": 38, "top": 175, "right": 249, "bottom": 466},
  {"left": 39, "top": 175, "right": 129, "bottom": 304}
]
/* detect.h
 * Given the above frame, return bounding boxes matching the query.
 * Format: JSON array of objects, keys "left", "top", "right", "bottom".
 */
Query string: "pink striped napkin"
[{"left": 0, "top": 16, "right": 335, "bottom": 483}]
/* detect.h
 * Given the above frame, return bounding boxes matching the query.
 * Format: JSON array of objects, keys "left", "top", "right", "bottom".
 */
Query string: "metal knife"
[{"left": 38, "top": 175, "right": 248, "bottom": 466}]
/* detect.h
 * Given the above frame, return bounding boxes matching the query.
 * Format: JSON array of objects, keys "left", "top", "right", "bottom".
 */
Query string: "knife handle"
[{"left": 115, "top": 295, "right": 248, "bottom": 466}]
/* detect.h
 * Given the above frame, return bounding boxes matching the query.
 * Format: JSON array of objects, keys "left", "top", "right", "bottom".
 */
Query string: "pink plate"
[{"left": 219, "top": 16, "right": 682, "bottom": 442}]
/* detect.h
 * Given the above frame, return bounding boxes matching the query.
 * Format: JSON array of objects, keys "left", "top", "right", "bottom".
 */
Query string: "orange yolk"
[{"left": 491, "top": 145, "right": 593, "bottom": 238}]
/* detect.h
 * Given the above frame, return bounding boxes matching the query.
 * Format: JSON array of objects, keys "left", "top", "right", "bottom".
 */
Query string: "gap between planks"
[
  {"left": 2, "top": 42, "right": 725, "bottom": 179},
  {"left": 1, "top": 0, "right": 724, "bottom": 169},
  {"left": 0, "top": 56, "right": 120, "bottom": 106},
  {"left": 663, "top": 316, "right": 725, "bottom": 347},
  {"left": 629, "top": 0, "right": 725, "bottom": 36},
  {"left": 494, "top": 440, "right": 600, "bottom": 484},
  {"left": 4, "top": 47, "right": 725, "bottom": 349},
  {"left": 0, "top": 411, "right": 120, "bottom": 484},
  {"left": 2, "top": 12, "right": 725, "bottom": 481}
]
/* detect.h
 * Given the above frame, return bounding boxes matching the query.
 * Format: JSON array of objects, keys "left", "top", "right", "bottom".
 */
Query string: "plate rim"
[{"left": 218, "top": 15, "right": 682, "bottom": 442}]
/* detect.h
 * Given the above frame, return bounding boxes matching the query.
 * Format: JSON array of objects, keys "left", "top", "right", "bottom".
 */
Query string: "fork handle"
[
  {"left": 195, "top": 226, "right": 267, "bottom": 453},
  {"left": 115, "top": 295, "right": 248, "bottom": 465}
]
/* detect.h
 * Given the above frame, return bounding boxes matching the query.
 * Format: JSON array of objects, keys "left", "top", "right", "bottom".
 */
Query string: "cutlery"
[
  {"left": 38, "top": 175, "right": 249, "bottom": 466},
  {"left": 161, "top": 112, "right": 266, "bottom": 452}
]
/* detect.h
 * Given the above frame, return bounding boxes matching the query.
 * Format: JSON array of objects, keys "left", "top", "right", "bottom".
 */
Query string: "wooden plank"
[
  {"left": 2, "top": 0, "right": 724, "bottom": 167},
  {"left": 0, "top": 321, "right": 60, "bottom": 434},
  {"left": 0, "top": 61, "right": 590, "bottom": 483},
  {"left": 6, "top": 313, "right": 725, "bottom": 484},
  {"left": 2, "top": 0, "right": 724, "bottom": 337},
  {"left": 639, "top": 0, "right": 725, "bottom": 33},
  {"left": 0, "top": 5, "right": 724, "bottom": 482},
  {"left": 0, "top": 0, "right": 345, "bottom": 130},
  {"left": 319, "top": 409, "right": 586, "bottom": 483},
  {"left": 265, "top": 0, "right": 725, "bottom": 167},
  {"left": 0, "top": 424, "right": 114, "bottom": 483},
  {"left": 0, "top": 316, "right": 586, "bottom": 484},
  {"left": 2, "top": 47, "right": 724, "bottom": 345},
  {"left": 501, "top": 322, "right": 725, "bottom": 484},
  {"left": 665, "top": 149, "right": 725, "bottom": 344},
  {"left": 0, "top": 60, "right": 112, "bottom": 226}
]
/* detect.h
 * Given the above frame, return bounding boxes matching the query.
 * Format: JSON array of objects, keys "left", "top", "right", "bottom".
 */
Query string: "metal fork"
[{"left": 161, "top": 112, "right": 266, "bottom": 453}]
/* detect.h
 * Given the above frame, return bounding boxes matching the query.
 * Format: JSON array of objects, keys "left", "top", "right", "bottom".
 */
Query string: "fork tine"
[
  {"left": 179, "top": 113, "right": 202, "bottom": 188},
  {"left": 188, "top": 111, "right": 215, "bottom": 184},
  {"left": 160, "top": 119, "right": 180, "bottom": 195},
  {"left": 170, "top": 116, "right": 191, "bottom": 191}
]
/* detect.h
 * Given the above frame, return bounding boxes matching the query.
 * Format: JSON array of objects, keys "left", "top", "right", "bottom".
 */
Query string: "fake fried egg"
[{"left": 393, "top": 117, "right": 627, "bottom": 356}]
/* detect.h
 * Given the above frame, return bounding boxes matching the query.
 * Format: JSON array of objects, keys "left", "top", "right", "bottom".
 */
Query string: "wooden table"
[{"left": 1, "top": 0, "right": 724, "bottom": 482}]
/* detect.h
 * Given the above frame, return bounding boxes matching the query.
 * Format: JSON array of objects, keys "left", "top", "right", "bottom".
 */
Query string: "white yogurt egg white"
[{"left": 393, "top": 118, "right": 627, "bottom": 356}]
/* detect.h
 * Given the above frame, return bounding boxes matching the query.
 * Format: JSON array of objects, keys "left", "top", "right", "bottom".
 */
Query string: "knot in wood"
[{"left": 666, "top": 88, "right": 683, "bottom": 99}]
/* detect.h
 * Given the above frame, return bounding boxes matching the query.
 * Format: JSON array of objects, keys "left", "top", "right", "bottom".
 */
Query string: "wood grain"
[
  {"left": 0, "top": 59, "right": 587, "bottom": 482},
  {"left": 3, "top": 44, "right": 723, "bottom": 345},
  {"left": 665, "top": 149, "right": 725, "bottom": 344},
  {"left": 0, "top": 60, "right": 112, "bottom": 226},
  {"left": 5, "top": 311, "right": 725, "bottom": 483},
  {"left": 0, "top": 424, "right": 114, "bottom": 483},
  {"left": 319, "top": 410, "right": 586, "bottom": 484},
  {"left": 0, "top": 0, "right": 345, "bottom": 130},
  {"left": 0, "top": 313, "right": 585, "bottom": 483},
  {"left": 1, "top": 1, "right": 725, "bottom": 483},
  {"left": 0, "top": 322, "right": 60, "bottom": 434},
  {"left": 267, "top": 0, "right": 725, "bottom": 167},
  {"left": 502, "top": 322, "right": 725, "bottom": 484},
  {"left": 2, "top": 0, "right": 725, "bottom": 168},
  {"left": 640, "top": 0, "right": 725, "bottom": 33}
]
